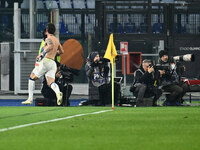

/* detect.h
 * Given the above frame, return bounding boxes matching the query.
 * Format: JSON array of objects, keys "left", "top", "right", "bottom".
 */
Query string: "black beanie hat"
[
  {"left": 159, "top": 50, "right": 168, "bottom": 58},
  {"left": 88, "top": 52, "right": 99, "bottom": 62}
]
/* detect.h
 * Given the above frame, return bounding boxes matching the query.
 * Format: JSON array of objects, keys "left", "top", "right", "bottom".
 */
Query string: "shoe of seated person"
[
  {"left": 163, "top": 100, "right": 171, "bottom": 106},
  {"left": 164, "top": 101, "right": 177, "bottom": 106},
  {"left": 152, "top": 103, "right": 158, "bottom": 107},
  {"left": 175, "top": 102, "right": 184, "bottom": 106},
  {"left": 136, "top": 101, "right": 144, "bottom": 107},
  {"left": 79, "top": 101, "right": 88, "bottom": 106},
  {"left": 22, "top": 99, "right": 33, "bottom": 105}
]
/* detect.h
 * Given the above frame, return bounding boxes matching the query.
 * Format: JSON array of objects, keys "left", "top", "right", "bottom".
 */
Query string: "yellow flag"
[
  {"left": 104, "top": 34, "right": 117, "bottom": 110},
  {"left": 104, "top": 34, "right": 118, "bottom": 64}
]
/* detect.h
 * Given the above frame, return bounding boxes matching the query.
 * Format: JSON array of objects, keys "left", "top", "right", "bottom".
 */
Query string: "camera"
[
  {"left": 173, "top": 54, "right": 195, "bottom": 62},
  {"left": 91, "top": 57, "right": 110, "bottom": 76},
  {"left": 171, "top": 54, "right": 195, "bottom": 76},
  {"left": 60, "top": 64, "right": 80, "bottom": 83},
  {"left": 149, "top": 64, "right": 170, "bottom": 71},
  {"left": 92, "top": 57, "right": 109, "bottom": 66},
  {"left": 149, "top": 63, "right": 171, "bottom": 81}
]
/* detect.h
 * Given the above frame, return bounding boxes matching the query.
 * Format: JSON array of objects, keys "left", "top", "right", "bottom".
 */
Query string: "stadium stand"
[
  {"left": 152, "top": 22, "right": 164, "bottom": 34},
  {"left": 86, "top": 0, "right": 95, "bottom": 9},
  {"left": 174, "top": 23, "right": 186, "bottom": 33},
  {"left": 38, "top": 22, "right": 48, "bottom": 33},
  {"left": 2, "top": 14, "right": 8, "bottom": 27},
  {"left": 60, "top": 0, "right": 72, "bottom": 9},
  {"left": 9, "top": 0, "right": 200, "bottom": 36},
  {"left": 73, "top": 0, "right": 85, "bottom": 9},
  {"left": 37, "top": 0, "right": 45, "bottom": 9},
  {"left": 124, "top": 22, "right": 136, "bottom": 33},
  {"left": 45, "top": 0, "right": 58, "bottom": 9},
  {"left": 109, "top": 23, "right": 123, "bottom": 33},
  {"left": 59, "top": 22, "right": 68, "bottom": 34},
  {"left": 139, "top": 22, "right": 147, "bottom": 33},
  {"left": 20, "top": 0, "right": 29, "bottom": 8}
]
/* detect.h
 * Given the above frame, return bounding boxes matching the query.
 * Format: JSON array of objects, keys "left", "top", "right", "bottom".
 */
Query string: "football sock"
[{"left": 50, "top": 82, "right": 60, "bottom": 94}]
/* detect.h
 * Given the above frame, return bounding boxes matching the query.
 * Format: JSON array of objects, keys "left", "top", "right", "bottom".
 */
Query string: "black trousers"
[
  {"left": 62, "top": 85, "right": 73, "bottom": 106},
  {"left": 98, "top": 83, "right": 120, "bottom": 106},
  {"left": 162, "top": 83, "right": 188, "bottom": 103},
  {"left": 134, "top": 83, "right": 162, "bottom": 105},
  {"left": 41, "top": 84, "right": 73, "bottom": 106}
]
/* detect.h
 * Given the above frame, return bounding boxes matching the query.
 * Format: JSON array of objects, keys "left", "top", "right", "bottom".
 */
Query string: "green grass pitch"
[{"left": 0, "top": 106, "right": 200, "bottom": 150}]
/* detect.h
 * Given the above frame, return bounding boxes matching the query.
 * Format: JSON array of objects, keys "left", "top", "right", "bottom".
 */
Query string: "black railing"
[
  {"left": 0, "top": 8, "right": 96, "bottom": 42},
  {"left": 0, "top": 2, "right": 200, "bottom": 42},
  {"left": 101, "top": 3, "right": 200, "bottom": 35}
]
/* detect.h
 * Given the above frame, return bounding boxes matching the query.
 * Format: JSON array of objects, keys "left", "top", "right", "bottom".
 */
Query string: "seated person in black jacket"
[
  {"left": 158, "top": 50, "right": 189, "bottom": 106},
  {"left": 131, "top": 59, "right": 163, "bottom": 106},
  {"left": 41, "top": 66, "right": 73, "bottom": 106}
]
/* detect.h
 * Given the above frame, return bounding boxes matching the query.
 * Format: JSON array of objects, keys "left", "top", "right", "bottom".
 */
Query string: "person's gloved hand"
[{"left": 91, "top": 61, "right": 98, "bottom": 67}]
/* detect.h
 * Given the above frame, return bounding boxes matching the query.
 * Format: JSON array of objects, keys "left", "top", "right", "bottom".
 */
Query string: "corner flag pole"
[
  {"left": 104, "top": 33, "right": 117, "bottom": 110},
  {"left": 111, "top": 58, "right": 114, "bottom": 110}
]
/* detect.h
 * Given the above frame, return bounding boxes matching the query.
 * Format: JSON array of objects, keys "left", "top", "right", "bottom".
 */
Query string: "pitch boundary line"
[
  {"left": 0, "top": 109, "right": 112, "bottom": 132},
  {"left": 0, "top": 108, "right": 62, "bottom": 120}
]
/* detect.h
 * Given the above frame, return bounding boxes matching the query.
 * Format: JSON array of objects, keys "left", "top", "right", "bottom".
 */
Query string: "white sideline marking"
[{"left": 0, "top": 109, "right": 112, "bottom": 132}]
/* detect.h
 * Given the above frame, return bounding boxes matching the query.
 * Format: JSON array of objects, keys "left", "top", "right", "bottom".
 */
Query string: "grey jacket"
[{"left": 85, "top": 61, "right": 110, "bottom": 87}]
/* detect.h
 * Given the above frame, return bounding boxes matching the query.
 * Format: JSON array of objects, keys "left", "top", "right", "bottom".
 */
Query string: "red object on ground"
[{"left": 183, "top": 79, "right": 200, "bottom": 85}]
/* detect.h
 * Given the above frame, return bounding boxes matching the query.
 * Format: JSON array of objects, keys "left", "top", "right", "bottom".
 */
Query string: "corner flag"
[
  {"left": 104, "top": 34, "right": 118, "bottom": 65},
  {"left": 104, "top": 34, "right": 118, "bottom": 110}
]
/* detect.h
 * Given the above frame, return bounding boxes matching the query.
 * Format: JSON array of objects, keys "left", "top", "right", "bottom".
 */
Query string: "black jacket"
[
  {"left": 133, "top": 66, "right": 154, "bottom": 87},
  {"left": 159, "top": 59, "right": 179, "bottom": 85}
]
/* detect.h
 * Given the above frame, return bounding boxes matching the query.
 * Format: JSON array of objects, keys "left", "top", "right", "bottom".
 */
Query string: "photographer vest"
[
  {"left": 91, "top": 66, "right": 110, "bottom": 87},
  {"left": 133, "top": 68, "right": 144, "bottom": 84}
]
